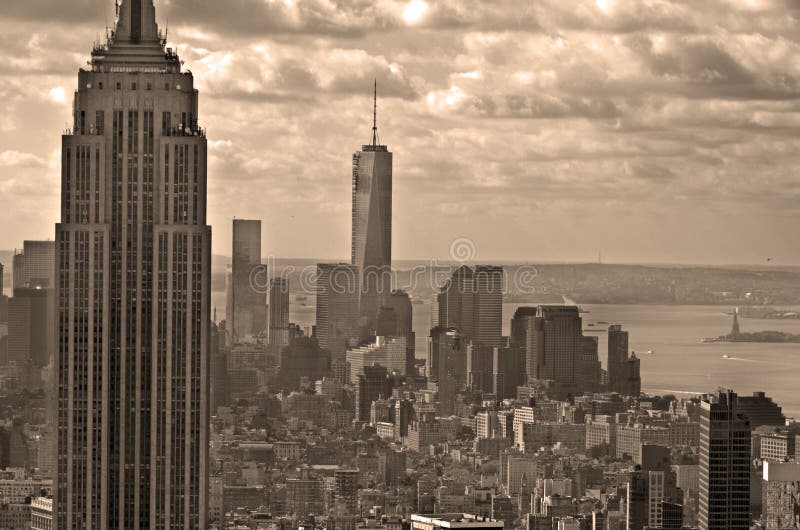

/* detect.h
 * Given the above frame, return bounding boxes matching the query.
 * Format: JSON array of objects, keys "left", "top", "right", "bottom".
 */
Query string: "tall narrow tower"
[
  {"left": 55, "top": 1, "right": 211, "bottom": 527},
  {"left": 351, "top": 82, "right": 393, "bottom": 336}
]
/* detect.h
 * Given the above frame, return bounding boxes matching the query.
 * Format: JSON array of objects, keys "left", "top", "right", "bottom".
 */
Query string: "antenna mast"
[{"left": 372, "top": 80, "right": 378, "bottom": 146}]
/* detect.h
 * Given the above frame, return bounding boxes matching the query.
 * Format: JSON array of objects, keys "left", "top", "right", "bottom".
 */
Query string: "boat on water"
[
  {"left": 701, "top": 337, "right": 720, "bottom": 343},
  {"left": 643, "top": 350, "right": 655, "bottom": 355},
  {"left": 723, "top": 354, "right": 731, "bottom": 359}
]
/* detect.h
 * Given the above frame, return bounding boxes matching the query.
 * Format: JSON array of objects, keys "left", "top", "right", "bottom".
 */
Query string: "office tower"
[
  {"left": 55, "top": 1, "right": 211, "bottom": 526},
  {"left": 623, "top": 353, "right": 641, "bottom": 397},
  {"left": 608, "top": 325, "right": 640, "bottom": 396},
  {"left": 384, "top": 290, "right": 415, "bottom": 375},
  {"left": 493, "top": 344, "right": 520, "bottom": 400},
  {"left": 736, "top": 391, "right": 786, "bottom": 428},
  {"left": 429, "top": 328, "right": 467, "bottom": 415},
  {"left": 210, "top": 321, "right": 229, "bottom": 414},
  {"left": 511, "top": 306, "right": 538, "bottom": 383},
  {"left": 315, "top": 263, "right": 359, "bottom": 357},
  {"left": 355, "top": 365, "right": 390, "bottom": 423},
  {"left": 437, "top": 266, "right": 475, "bottom": 339},
  {"left": 529, "top": 306, "right": 583, "bottom": 390},
  {"left": 467, "top": 343, "right": 495, "bottom": 395},
  {"left": 12, "top": 252, "right": 25, "bottom": 290},
  {"left": 607, "top": 325, "right": 628, "bottom": 393},
  {"left": 346, "top": 336, "right": 407, "bottom": 384},
  {"left": 473, "top": 266, "right": 504, "bottom": 348},
  {"left": 7, "top": 288, "right": 49, "bottom": 390},
  {"left": 13, "top": 241, "right": 56, "bottom": 289},
  {"left": 698, "top": 389, "right": 751, "bottom": 530},
  {"left": 227, "top": 219, "right": 266, "bottom": 343},
  {"left": 352, "top": 83, "right": 392, "bottom": 335},
  {"left": 334, "top": 469, "right": 360, "bottom": 514},
  {"left": 268, "top": 277, "right": 290, "bottom": 349},
  {"left": 579, "top": 335, "right": 601, "bottom": 393},
  {"left": 437, "top": 266, "right": 503, "bottom": 348}
]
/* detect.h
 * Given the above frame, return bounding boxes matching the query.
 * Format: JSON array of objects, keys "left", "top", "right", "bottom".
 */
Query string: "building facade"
[
  {"left": 698, "top": 389, "right": 751, "bottom": 530},
  {"left": 227, "top": 219, "right": 265, "bottom": 343},
  {"left": 55, "top": 1, "right": 210, "bottom": 526}
]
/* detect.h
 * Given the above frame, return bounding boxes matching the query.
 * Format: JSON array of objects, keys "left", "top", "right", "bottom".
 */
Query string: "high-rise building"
[
  {"left": 55, "top": 1, "right": 211, "bottom": 526},
  {"left": 268, "top": 277, "right": 290, "bottom": 349},
  {"left": 607, "top": 325, "right": 640, "bottom": 396},
  {"left": 607, "top": 325, "right": 628, "bottom": 393},
  {"left": 345, "top": 335, "right": 407, "bottom": 384},
  {"left": 383, "top": 290, "right": 415, "bottom": 375},
  {"left": 352, "top": 83, "right": 392, "bottom": 336},
  {"left": 698, "top": 389, "right": 751, "bottom": 530},
  {"left": 13, "top": 241, "right": 56, "bottom": 289},
  {"left": 12, "top": 252, "right": 25, "bottom": 290},
  {"left": 429, "top": 328, "right": 467, "bottom": 415},
  {"left": 579, "top": 335, "right": 601, "bottom": 393},
  {"left": 528, "top": 306, "right": 583, "bottom": 390},
  {"left": 355, "top": 365, "right": 390, "bottom": 423},
  {"left": 437, "top": 265, "right": 503, "bottom": 348},
  {"left": 736, "top": 391, "right": 786, "bottom": 428},
  {"left": 7, "top": 288, "right": 49, "bottom": 390},
  {"left": 227, "top": 219, "right": 266, "bottom": 343},
  {"left": 473, "top": 266, "right": 504, "bottom": 348},
  {"left": 437, "top": 266, "right": 475, "bottom": 340},
  {"left": 315, "top": 263, "right": 359, "bottom": 357},
  {"left": 511, "top": 306, "right": 538, "bottom": 383}
]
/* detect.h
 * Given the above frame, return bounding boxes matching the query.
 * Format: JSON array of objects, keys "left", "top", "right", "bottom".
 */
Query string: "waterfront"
[{"left": 211, "top": 291, "right": 800, "bottom": 418}]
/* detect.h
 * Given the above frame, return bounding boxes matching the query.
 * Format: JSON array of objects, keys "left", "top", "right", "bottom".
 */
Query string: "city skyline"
[{"left": 2, "top": 1, "right": 800, "bottom": 264}]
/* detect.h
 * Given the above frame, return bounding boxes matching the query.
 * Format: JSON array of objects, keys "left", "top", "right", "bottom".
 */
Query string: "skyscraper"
[
  {"left": 607, "top": 324, "right": 628, "bottom": 393},
  {"left": 698, "top": 389, "right": 751, "bottom": 530},
  {"left": 529, "top": 306, "right": 583, "bottom": 389},
  {"left": 511, "top": 306, "right": 538, "bottom": 383},
  {"left": 55, "top": 1, "right": 210, "bottom": 526},
  {"left": 437, "top": 265, "right": 475, "bottom": 339},
  {"left": 315, "top": 263, "right": 359, "bottom": 357},
  {"left": 352, "top": 83, "right": 392, "bottom": 335},
  {"left": 227, "top": 219, "right": 266, "bottom": 343},
  {"left": 13, "top": 241, "right": 56, "bottom": 289},
  {"left": 473, "top": 265, "right": 504, "bottom": 348},
  {"left": 436, "top": 265, "right": 503, "bottom": 348},
  {"left": 268, "top": 277, "right": 290, "bottom": 349}
]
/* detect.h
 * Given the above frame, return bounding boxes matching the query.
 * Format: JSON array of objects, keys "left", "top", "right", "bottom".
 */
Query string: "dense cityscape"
[{"left": 0, "top": 1, "right": 799, "bottom": 530}]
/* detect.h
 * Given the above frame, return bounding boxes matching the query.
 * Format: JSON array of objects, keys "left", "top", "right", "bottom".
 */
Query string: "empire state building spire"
[{"left": 114, "top": 0, "right": 160, "bottom": 44}]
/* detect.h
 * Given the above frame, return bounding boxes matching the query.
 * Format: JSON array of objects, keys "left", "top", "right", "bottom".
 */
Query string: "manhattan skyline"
[{"left": 2, "top": 1, "right": 800, "bottom": 265}]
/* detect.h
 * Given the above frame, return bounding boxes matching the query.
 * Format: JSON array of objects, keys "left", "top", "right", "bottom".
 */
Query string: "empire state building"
[{"left": 55, "top": 1, "right": 210, "bottom": 528}]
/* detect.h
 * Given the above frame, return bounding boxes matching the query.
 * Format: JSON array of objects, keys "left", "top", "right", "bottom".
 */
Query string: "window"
[
  {"left": 165, "top": 83, "right": 170, "bottom": 91},
  {"left": 98, "top": 82, "right": 103, "bottom": 90},
  {"left": 116, "top": 82, "right": 122, "bottom": 90},
  {"left": 147, "top": 83, "right": 152, "bottom": 91},
  {"left": 131, "top": 82, "right": 137, "bottom": 91},
  {"left": 95, "top": 111, "right": 104, "bottom": 135}
]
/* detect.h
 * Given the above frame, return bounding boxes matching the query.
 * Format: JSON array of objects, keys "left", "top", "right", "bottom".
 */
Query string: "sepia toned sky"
[{"left": 2, "top": 0, "right": 800, "bottom": 264}]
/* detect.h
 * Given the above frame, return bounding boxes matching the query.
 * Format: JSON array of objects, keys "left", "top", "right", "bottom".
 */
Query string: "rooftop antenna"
[{"left": 372, "top": 79, "right": 378, "bottom": 146}]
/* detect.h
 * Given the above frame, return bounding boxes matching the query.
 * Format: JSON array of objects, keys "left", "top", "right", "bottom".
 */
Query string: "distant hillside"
[{"left": 207, "top": 257, "right": 800, "bottom": 306}]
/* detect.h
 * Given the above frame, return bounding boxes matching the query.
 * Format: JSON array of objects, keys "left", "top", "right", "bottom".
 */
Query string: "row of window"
[{"left": 91, "top": 81, "right": 180, "bottom": 92}]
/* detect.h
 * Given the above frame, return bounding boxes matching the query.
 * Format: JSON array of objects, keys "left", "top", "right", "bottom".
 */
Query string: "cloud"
[
  {"left": 2, "top": 0, "right": 800, "bottom": 264},
  {"left": 0, "top": 150, "right": 47, "bottom": 168}
]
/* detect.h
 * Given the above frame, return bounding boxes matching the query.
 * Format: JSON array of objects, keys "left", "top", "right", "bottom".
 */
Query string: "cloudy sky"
[{"left": 1, "top": 0, "right": 800, "bottom": 264}]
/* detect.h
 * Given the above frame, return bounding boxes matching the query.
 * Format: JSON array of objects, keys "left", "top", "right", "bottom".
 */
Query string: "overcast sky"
[{"left": 1, "top": 0, "right": 800, "bottom": 264}]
